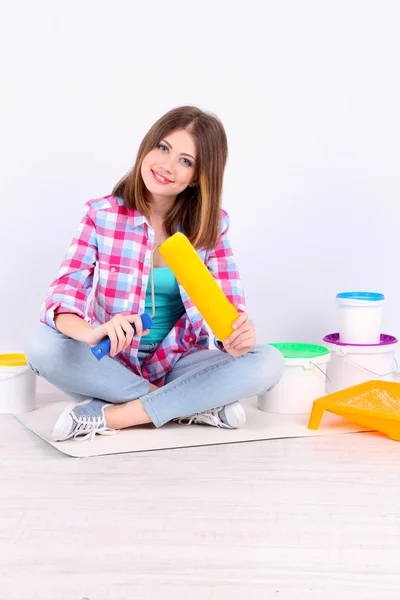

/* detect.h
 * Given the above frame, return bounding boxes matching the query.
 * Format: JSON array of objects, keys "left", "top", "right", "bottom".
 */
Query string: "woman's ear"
[{"left": 189, "top": 179, "right": 198, "bottom": 187}]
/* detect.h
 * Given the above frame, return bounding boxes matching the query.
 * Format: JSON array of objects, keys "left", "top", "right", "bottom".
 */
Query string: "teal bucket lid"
[
  {"left": 336, "top": 292, "right": 385, "bottom": 302},
  {"left": 269, "top": 343, "right": 329, "bottom": 359}
]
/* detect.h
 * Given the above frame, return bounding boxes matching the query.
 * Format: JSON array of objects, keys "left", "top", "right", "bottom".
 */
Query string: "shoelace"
[
  {"left": 177, "top": 407, "right": 230, "bottom": 429},
  {"left": 71, "top": 413, "right": 117, "bottom": 442}
]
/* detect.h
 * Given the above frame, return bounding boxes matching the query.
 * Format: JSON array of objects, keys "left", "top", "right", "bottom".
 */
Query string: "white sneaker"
[
  {"left": 176, "top": 401, "right": 246, "bottom": 429},
  {"left": 51, "top": 399, "right": 117, "bottom": 442}
]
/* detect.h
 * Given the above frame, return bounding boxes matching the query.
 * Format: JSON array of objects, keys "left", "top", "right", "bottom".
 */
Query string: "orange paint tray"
[{"left": 308, "top": 380, "right": 400, "bottom": 441}]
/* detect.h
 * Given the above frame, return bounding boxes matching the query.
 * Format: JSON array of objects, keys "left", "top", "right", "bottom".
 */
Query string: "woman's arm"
[
  {"left": 53, "top": 313, "right": 95, "bottom": 343},
  {"left": 205, "top": 209, "right": 246, "bottom": 313},
  {"left": 205, "top": 209, "right": 247, "bottom": 350},
  {"left": 41, "top": 202, "right": 98, "bottom": 331}
]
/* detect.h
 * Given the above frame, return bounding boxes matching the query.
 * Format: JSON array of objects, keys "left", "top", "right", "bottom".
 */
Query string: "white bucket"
[
  {"left": 323, "top": 333, "right": 398, "bottom": 394},
  {"left": 0, "top": 354, "right": 37, "bottom": 415},
  {"left": 257, "top": 343, "right": 330, "bottom": 415},
  {"left": 336, "top": 292, "right": 384, "bottom": 344}
]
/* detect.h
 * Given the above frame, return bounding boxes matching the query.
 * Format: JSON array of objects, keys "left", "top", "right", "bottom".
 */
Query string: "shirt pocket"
[{"left": 97, "top": 261, "right": 138, "bottom": 315}]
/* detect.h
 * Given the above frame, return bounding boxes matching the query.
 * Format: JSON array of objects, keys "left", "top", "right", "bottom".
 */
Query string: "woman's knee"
[
  {"left": 247, "top": 344, "right": 285, "bottom": 395},
  {"left": 24, "top": 325, "right": 63, "bottom": 376}
]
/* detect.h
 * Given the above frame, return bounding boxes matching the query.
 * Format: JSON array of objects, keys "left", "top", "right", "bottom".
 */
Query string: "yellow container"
[
  {"left": 0, "top": 353, "right": 36, "bottom": 414},
  {"left": 308, "top": 380, "right": 400, "bottom": 441}
]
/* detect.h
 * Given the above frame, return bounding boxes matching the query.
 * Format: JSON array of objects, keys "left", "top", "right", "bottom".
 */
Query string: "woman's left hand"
[{"left": 223, "top": 312, "right": 256, "bottom": 358}]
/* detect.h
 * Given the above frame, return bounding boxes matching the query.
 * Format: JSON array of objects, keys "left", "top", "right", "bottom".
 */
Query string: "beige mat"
[{"left": 17, "top": 396, "right": 372, "bottom": 458}]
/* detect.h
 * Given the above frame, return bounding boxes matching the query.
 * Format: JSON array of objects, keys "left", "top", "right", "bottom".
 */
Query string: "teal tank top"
[{"left": 144, "top": 267, "right": 185, "bottom": 344}]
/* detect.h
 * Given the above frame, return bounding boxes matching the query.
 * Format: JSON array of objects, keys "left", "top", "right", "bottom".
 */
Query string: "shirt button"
[{"left": 111, "top": 267, "right": 116, "bottom": 272}]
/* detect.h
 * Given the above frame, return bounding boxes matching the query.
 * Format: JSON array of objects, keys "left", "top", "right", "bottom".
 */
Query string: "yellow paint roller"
[
  {"left": 158, "top": 232, "right": 240, "bottom": 342},
  {"left": 92, "top": 232, "right": 240, "bottom": 359}
]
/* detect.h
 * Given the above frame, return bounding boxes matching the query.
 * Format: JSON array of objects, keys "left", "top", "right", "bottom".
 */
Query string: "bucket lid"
[
  {"left": 323, "top": 333, "right": 397, "bottom": 347},
  {"left": 336, "top": 292, "right": 385, "bottom": 302},
  {"left": 0, "top": 353, "right": 28, "bottom": 367},
  {"left": 269, "top": 343, "right": 329, "bottom": 359}
]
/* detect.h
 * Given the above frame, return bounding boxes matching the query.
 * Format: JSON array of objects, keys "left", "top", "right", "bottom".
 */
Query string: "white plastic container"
[
  {"left": 323, "top": 333, "right": 398, "bottom": 394},
  {"left": 257, "top": 343, "right": 330, "bottom": 415},
  {"left": 0, "top": 354, "right": 36, "bottom": 415},
  {"left": 336, "top": 292, "right": 384, "bottom": 345}
]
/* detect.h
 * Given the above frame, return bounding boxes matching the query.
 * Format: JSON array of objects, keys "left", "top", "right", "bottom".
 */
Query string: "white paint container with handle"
[{"left": 0, "top": 354, "right": 36, "bottom": 414}]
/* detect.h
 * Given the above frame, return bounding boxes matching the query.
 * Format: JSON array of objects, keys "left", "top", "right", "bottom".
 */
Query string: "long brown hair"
[{"left": 112, "top": 106, "right": 228, "bottom": 250}]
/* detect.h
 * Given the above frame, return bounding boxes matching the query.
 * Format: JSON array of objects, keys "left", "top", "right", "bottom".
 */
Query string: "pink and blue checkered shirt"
[{"left": 41, "top": 195, "right": 246, "bottom": 386}]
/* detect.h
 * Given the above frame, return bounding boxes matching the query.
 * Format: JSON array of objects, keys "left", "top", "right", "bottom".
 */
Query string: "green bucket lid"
[{"left": 269, "top": 343, "right": 329, "bottom": 359}]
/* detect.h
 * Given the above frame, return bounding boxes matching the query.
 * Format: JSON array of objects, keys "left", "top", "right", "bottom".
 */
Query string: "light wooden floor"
[{"left": 1, "top": 394, "right": 400, "bottom": 600}]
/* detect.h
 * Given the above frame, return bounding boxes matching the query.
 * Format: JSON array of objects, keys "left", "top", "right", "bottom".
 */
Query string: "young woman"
[{"left": 25, "top": 106, "right": 284, "bottom": 442}]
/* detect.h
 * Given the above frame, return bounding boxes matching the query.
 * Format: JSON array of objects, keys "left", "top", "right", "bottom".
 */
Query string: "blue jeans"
[{"left": 25, "top": 324, "right": 284, "bottom": 427}]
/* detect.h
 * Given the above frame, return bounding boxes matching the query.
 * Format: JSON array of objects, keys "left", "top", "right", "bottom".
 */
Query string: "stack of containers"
[{"left": 323, "top": 292, "right": 398, "bottom": 394}]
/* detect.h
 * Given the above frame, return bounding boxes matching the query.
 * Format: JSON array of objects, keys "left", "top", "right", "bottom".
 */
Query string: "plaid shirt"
[{"left": 41, "top": 195, "right": 246, "bottom": 386}]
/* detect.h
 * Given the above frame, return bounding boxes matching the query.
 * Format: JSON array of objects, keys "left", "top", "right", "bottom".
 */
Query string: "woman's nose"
[{"left": 160, "top": 154, "right": 173, "bottom": 173}]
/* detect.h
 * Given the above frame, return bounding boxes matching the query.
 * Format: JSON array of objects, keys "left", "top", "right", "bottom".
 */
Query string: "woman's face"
[{"left": 141, "top": 129, "right": 197, "bottom": 200}]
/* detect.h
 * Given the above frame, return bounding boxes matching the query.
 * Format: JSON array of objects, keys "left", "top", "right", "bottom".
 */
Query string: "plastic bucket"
[
  {"left": 257, "top": 343, "right": 330, "bottom": 415},
  {"left": 323, "top": 333, "right": 398, "bottom": 394},
  {"left": 336, "top": 292, "right": 384, "bottom": 344},
  {"left": 0, "top": 354, "right": 36, "bottom": 415}
]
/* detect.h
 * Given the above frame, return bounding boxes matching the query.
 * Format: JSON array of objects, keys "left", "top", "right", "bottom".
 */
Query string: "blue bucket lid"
[{"left": 336, "top": 292, "right": 385, "bottom": 302}]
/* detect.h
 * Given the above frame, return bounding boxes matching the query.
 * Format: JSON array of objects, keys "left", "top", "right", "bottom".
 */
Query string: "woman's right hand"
[{"left": 85, "top": 314, "right": 150, "bottom": 357}]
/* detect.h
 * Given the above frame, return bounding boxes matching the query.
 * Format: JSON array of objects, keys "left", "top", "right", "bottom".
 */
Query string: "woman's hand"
[
  {"left": 85, "top": 314, "right": 150, "bottom": 357},
  {"left": 223, "top": 312, "right": 256, "bottom": 358}
]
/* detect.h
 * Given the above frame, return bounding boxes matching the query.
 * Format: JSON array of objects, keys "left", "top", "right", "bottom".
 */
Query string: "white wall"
[{"left": 1, "top": 0, "right": 400, "bottom": 351}]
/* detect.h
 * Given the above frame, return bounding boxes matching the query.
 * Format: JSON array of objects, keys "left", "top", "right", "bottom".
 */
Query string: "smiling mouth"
[{"left": 151, "top": 169, "right": 173, "bottom": 184}]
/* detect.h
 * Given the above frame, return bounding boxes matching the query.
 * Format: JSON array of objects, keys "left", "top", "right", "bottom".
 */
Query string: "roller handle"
[{"left": 91, "top": 313, "right": 154, "bottom": 360}]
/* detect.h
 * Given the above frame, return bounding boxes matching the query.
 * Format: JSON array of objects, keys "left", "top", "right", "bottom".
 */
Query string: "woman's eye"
[
  {"left": 181, "top": 157, "right": 193, "bottom": 167},
  {"left": 158, "top": 144, "right": 168, "bottom": 152}
]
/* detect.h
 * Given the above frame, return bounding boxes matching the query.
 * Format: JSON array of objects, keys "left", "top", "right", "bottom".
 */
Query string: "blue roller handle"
[{"left": 91, "top": 313, "right": 154, "bottom": 360}]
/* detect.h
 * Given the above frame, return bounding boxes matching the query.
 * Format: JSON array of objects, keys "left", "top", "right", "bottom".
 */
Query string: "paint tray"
[{"left": 308, "top": 380, "right": 400, "bottom": 441}]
